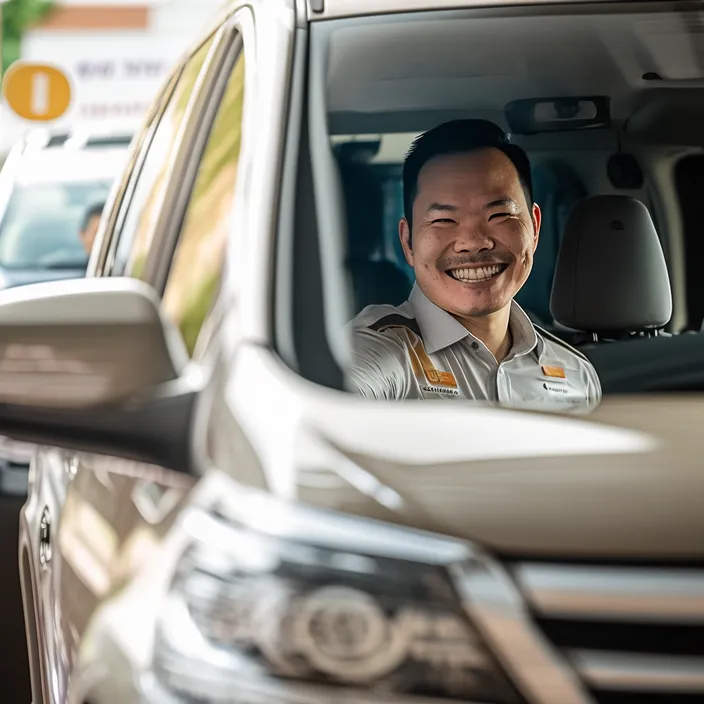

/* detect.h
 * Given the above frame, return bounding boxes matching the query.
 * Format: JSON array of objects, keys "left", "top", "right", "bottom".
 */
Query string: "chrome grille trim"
[
  {"left": 514, "top": 563, "right": 704, "bottom": 623},
  {"left": 451, "top": 559, "right": 594, "bottom": 704},
  {"left": 513, "top": 561, "right": 704, "bottom": 697},
  {"left": 570, "top": 650, "right": 704, "bottom": 692}
]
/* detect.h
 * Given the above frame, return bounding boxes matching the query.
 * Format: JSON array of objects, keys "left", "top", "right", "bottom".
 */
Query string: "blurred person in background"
[{"left": 79, "top": 202, "right": 104, "bottom": 255}]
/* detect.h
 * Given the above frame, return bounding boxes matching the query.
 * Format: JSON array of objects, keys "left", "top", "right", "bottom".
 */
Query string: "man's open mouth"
[{"left": 446, "top": 263, "right": 508, "bottom": 283}]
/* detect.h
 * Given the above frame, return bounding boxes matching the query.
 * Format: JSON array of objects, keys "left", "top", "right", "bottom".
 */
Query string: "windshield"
[
  {"left": 0, "top": 181, "right": 111, "bottom": 270},
  {"left": 279, "top": 0, "right": 704, "bottom": 411}
]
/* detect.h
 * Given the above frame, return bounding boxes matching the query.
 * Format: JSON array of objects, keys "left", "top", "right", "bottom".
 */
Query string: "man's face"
[
  {"left": 399, "top": 148, "right": 541, "bottom": 320},
  {"left": 80, "top": 214, "right": 101, "bottom": 255}
]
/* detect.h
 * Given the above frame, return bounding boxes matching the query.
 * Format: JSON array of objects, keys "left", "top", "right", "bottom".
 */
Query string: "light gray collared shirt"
[{"left": 349, "top": 285, "right": 601, "bottom": 412}]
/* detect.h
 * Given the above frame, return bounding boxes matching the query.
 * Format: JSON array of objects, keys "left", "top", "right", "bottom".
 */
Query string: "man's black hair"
[
  {"left": 402, "top": 119, "right": 533, "bottom": 236},
  {"left": 81, "top": 202, "right": 105, "bottom": 233}
]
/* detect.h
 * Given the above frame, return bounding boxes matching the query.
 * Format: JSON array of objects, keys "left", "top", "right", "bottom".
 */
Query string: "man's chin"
[
  {"left": 453, "top": 305, "right": 505, "bottom": 319},
  {"left": 448, "top": 292, "right": 513, "bottom": 319},
  {"left": 417, "top": 277, "right": 515, "bottom": 317}
]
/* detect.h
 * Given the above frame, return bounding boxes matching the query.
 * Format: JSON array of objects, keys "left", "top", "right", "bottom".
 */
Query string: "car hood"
[{"left": 290, "top": 394, "right": 704, "bottom": 559}]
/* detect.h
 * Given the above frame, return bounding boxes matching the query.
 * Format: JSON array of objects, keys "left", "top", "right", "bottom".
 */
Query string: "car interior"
[{"left": 279, "top": 0, "right": 704, "bottom": 399}]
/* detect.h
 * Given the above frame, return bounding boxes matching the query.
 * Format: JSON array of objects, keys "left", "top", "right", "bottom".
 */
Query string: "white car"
[
  {"left": 5, "top": 1, "right": 704, "bottom": 704},
  {"left": 0, "top": 124, "right": 133, "bottom": 289}
]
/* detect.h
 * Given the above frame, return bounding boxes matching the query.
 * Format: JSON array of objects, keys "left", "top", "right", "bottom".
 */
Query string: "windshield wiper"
[
  {"left": 41, "top": 260, "right": 89, "bottom": 270},
  {"left": 0, "top": 259, "right": 88, "bottom": 271}
]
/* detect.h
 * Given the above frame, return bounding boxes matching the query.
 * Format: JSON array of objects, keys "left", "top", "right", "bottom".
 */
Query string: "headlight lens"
[{"left": 152, "top": 506, "right": 519, "bottom": 703}]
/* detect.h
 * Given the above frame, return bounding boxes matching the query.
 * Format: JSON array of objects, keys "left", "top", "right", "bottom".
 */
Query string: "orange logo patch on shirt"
[
  {"left": 542, "top": 365, "right": 566, "bottom": 379},
  {"left": 425, "top": 368, "right": 458, "bottom": 388}
]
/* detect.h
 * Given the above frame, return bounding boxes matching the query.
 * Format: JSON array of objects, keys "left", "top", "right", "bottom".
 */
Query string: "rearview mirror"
[
  {"left": 0, "top": 278, "right": 196, "bottom": 473},
  {"left": 505, "top": 96, "right": 611, "bottom": 134}
]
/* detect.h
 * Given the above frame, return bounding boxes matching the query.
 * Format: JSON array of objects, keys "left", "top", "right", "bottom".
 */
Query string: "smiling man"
[{"left": 349, "top": 119, "right": 601, "bottom": 411}]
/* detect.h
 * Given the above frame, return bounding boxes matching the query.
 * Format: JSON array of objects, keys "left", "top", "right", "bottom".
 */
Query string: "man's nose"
[{"left": 453, "top": 224, "right": 493, "bottom": 253}]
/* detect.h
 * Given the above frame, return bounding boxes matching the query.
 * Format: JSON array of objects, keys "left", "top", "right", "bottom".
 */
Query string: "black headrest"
[
  {"left": 550, "top": 195, "right": 672, "bottom": 333},
  {"left": 338, "top": 160, "right": 384, "bottom": 260}
]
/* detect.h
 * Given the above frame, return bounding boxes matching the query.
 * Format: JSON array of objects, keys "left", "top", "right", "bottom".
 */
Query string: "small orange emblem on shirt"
[
  {"left": 425, "top": 369, "right": 458, "bottom": 388},
  {"left": 542, "top": 365, "right": 566, "bottom": 379}
]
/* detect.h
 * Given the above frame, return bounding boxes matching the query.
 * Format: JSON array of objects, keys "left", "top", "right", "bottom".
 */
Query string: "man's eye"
[
  {"left": 432, "top": 218, "right": 455, "bottom": 224},
  {"left": 489, "top": 212, "right": 512, "bottom": 221}
]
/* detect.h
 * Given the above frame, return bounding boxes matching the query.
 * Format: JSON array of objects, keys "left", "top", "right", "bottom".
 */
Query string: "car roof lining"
[{"left": 317, "top": 1, "right": 704, "bottom": 141}]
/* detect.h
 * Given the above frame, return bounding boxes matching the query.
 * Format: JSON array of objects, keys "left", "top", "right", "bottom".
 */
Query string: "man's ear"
[
  {"left": 399, "top": 218, "right": 414, "bottom": 266},
  {"left": 531, "top": 203, "right": 542, "bottom": 253}
]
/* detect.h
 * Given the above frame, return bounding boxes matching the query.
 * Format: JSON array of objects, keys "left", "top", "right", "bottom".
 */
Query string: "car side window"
[
  {"left": 90, "top": 72, "right": 178, "bottom": 276},
  {"left": 161, "top": 50, "right": 246, "bottom": 357},
  {"left": 110, "top": 36, "right": 215, "bottom": 278}
]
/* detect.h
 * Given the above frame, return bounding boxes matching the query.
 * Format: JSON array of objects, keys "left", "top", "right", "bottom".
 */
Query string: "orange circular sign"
[{"left": 2, "top": 62, "right": 72, "bottom": 122}]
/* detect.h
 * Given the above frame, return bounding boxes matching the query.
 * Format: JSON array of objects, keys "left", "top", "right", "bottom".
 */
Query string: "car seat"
[
  {"left": 550, "top": 195, "right": 672, "bottom": 342},
  {"left": 337, "top": 159, "right": 411, "bottom": 313},
  {"left": 516, "top": 160, "right": 587, "bottom": 324}
]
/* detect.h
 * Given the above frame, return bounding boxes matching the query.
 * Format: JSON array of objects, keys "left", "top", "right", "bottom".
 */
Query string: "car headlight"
[{"left": 151, "top": 497, "right": 520, "bottom": 703}]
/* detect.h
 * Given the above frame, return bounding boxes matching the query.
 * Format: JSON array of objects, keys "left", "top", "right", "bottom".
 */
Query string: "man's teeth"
[{"left": 450, "top": 265, "right": 504, "bottom": 282}]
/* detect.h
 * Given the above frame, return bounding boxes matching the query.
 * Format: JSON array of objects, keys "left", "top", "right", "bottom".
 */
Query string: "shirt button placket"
[{"left": 496, "top": 365, "right": 505, "bottom": 403}]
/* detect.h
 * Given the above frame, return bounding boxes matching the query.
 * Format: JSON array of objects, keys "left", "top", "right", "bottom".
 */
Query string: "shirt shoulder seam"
[
  {"left": 367, "top": 313, "right": 423, "bottom": 339},
  {"left": 534, "top": 324, "right": 589, "bottom": 362}
]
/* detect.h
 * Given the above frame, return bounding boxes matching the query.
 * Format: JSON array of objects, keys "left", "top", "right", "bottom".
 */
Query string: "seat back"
[
  {"left": 517, "top": 160, "right": 587, "bottom": 324},
  {"left": 338, "top": 158, "right": 411, "bottom": 312},
  {"left": 550, "top": 195, "right": 672, "bottom": 337}
]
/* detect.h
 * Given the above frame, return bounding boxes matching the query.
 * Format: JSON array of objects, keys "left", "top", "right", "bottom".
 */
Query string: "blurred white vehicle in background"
[{"left": 0, "top": 123, "right": 133, "bottom": 291}]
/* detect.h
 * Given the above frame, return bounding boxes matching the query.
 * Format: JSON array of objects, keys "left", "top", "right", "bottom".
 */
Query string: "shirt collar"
[{"left": 408, "top": 283, "right": 538, "bottom": 357}]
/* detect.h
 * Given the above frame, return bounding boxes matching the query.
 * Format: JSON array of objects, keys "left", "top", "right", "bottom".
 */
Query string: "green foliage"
[{"left": 1, "top": 0, "right": 55, "bottom": 76}]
